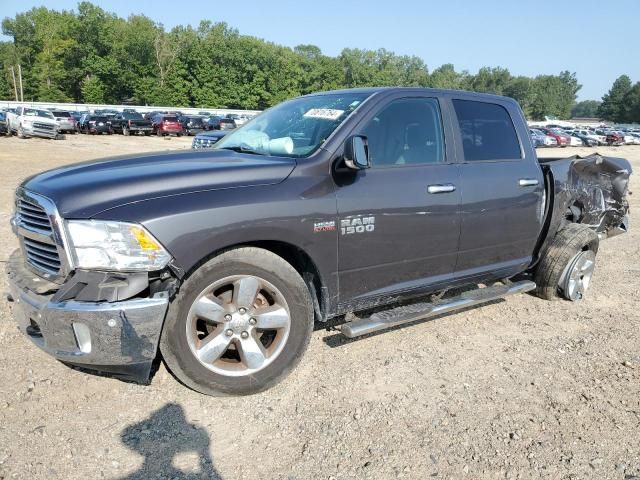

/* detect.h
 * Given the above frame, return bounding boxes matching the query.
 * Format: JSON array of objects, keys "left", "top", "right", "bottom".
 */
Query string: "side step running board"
[{"left": 339, "top": 280, "right": 536, "bottom": 338}]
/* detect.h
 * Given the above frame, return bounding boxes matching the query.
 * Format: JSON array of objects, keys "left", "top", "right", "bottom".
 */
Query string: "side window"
[
  {"left": 452, "top": 100, "right": 521, "bottom": 161},
  {"left": 360, "top": 98, "right": 445, "bottom": 166}
]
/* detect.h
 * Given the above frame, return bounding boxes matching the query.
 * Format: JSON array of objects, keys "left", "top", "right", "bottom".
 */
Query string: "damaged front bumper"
[{"left": 6, "top": 250, "right": 169, "bottom": 383}]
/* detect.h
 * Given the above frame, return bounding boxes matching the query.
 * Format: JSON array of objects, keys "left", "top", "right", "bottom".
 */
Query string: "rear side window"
[
  {"left": 452, "top": 100, "right": 521, "bottom": 161},
  {"left": 360, "top": 97, "right": 445, "bottom": 166}
]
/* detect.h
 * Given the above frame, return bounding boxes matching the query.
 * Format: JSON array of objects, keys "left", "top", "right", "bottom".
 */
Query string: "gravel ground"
[{"left": 0, "top": 134, "right": 638, "bottom": 480}]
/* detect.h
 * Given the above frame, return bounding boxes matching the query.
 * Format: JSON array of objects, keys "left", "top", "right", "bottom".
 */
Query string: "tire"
[
  {"left": 123, "top": 126, "right": 130, "bottom": 136},
  {"left": 160, "top": 247, "right": 314, "bottom": 396},
  {"left": 533, "top": 223, "right": 599, "bottom": 301},
  {"left": 156, "top": 129, "right": 163, "bottom": 137},
  {"left": 17, "top": 125, "right": 25, "bottom": 139}
]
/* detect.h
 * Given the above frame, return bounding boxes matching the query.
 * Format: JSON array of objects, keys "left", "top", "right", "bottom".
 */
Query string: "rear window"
[
  {"left": 452, "top": 100, "right": 521, "bottom": 161},
  {"left": 92, "top": 116, "right": 108, "bottom": 122},
  {"left": 123, "top": 112, "right": 143, "bottom": 120},
  {"left": 163, "top": 116, "right": 178, "bottom": 122},
  {"left": 52, "top": 111, "right": 71, "bottom": 117}
]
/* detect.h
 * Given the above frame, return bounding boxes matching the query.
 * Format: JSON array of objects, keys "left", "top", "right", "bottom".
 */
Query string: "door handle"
[
  {"left": 427, "top": 184, "right": 456, "bottom": 194},
  {"left": 519, "top": 178, "right": 539, "bottom": 187}
]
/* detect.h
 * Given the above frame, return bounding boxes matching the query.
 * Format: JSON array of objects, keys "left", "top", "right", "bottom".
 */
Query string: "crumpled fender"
[{"left": 536, "top": 154, "right": 631, "bottom": 261}]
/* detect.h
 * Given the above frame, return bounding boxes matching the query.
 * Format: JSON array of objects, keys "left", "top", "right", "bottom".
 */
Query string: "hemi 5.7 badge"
[{"left": 313, "top": 221, "right": 336, "bottom": 232}]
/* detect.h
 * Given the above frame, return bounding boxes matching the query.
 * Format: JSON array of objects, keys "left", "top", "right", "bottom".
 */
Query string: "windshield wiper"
[{"left": 218, "top": 145, "right": 267, "bottom": 156}]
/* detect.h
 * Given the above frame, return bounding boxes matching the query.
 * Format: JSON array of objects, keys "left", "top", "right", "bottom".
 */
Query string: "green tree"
[
  {"left": 598, "top": 75, "right": 632, "bottom": 122},
  {"left": 571, "top": 100, "right": 601, "bottom": 118},
  {"left": 80, "top": 74, "right": 105, "bottom": 103},
  {"left": 621, "top": 82, "right": 640, "bottom": 123}
]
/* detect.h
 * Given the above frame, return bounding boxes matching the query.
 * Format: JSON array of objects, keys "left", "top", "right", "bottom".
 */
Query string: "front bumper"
[
  {"left": 22, "top": 124, "right": 58, "bottom": 139},
  {"left": 6, "top": 250, "right": 169, "bottom": 383}
]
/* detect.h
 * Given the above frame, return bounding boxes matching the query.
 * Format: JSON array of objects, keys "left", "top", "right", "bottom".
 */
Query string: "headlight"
[{"left": 66, "top": 220, "right": 171, "bottom": 271}]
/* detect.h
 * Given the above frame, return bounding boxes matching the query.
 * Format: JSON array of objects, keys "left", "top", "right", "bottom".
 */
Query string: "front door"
[{"left": 335, "top": 96, "right": 461, "bottom": 309}]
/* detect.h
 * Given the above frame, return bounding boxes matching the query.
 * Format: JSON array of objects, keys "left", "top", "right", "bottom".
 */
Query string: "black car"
[
  {"left": 180, "top": 116, "right": 206, "bottom": 136},
  {"left": 111, "top": 112, "right": 154, "bottom": 136},
  {"left": 78, "top": 115, "right": 112, "bottom": 134},
  {"left": 206, "top": 115, "right": 222, "bottom": 130},
  {"left": 0, "top": 111, "right": 7, "bottom": 135}
]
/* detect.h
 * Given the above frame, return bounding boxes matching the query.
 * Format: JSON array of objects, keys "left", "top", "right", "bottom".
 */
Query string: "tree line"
[{"left": 0, "top": 2, "right": 585, "bottom": 120}]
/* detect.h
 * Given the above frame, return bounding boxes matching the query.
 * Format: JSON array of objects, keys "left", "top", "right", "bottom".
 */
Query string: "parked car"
[
  {"left": 191, "top": 130, "right": 227, "bottom": 149},
  {"left": 111, "top": 112, "right": 154, "bottom": 136},
  {"left": 529, "top": 128, "right": 556, "bottom": 147},
  {"left": 569, "top": 135, "right": 584, "bottom": 147},
  {"left": 606, "top": 131, "right": 625, "bottom": 145},
  {"left": 219, "top": 117, "right": 237, "bottom": 131},
  {"left": 152, "top": 115, "right": 184, "bottom": 137},
  {"left": 6, "top": 107, "right": 59, "bottom": 139},
  {"left": 571, "top": 132, "right": 598, "bottom": 147},
  {"left": 624, "top": 133, "right": 640, "bottom": 145},
  {"left": 50, "top": 110, "right": 76, "bottom": 134},
  {"left": 6, "top": 88, "right": 632, "bottom": 396},
  {"left": 206, "top": 115, "right": 223, "bottom": 130},
  {"left": 537, "top": 127, "right": 570, "bottom": 147},
  {"left": 69, "top": 111, "right": 85, "bottom": 131},
  {"left": 180, "top": 116, "right": 206, "bottom": 136},
  {"left": 572, "top": 129, "right": 606, "bottom": 145},
  {"left": 78, "top": 115, "right": 112, "bottom": 134},
  {"left": 0, "top": 111, "right": 7, "bottom": 135}
]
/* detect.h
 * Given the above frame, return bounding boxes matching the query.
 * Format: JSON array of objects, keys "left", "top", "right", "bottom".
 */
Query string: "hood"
[
  {"left": 22, "top": 149, "right": 296, "bottom": 218},
  {"left": 25, "top": 115, "right": 57, "bottom": 124}
]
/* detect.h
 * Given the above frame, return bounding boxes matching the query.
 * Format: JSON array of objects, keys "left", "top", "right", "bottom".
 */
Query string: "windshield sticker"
[{"left": 303, "top": 108, "right": 344, "bottom": 120}]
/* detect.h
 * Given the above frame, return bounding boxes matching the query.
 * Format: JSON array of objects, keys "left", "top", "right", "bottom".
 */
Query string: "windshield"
[
  {"left": 214, "top": 92, "right": 371, "bottom": 157},
  {"left": 25, "top": 108, "right": 54, "bottom": 119}
]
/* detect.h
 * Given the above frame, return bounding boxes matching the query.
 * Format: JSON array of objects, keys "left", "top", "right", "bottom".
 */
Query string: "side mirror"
[{"left": 344, "top": 135, "right": 370, "bottom": 170}]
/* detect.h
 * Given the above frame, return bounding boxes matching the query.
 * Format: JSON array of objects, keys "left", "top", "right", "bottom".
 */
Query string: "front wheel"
[
  {"left": 533, "top": 223, "right": 599, "bottom": 301},
  {"left": 160, "top": 247, "right": 314, "bottom": 396}
]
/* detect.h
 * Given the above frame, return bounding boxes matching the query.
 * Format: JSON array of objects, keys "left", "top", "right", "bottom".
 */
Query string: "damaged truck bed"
[{"left": 539, "top": 154, "right": 631, "bottom": 247}]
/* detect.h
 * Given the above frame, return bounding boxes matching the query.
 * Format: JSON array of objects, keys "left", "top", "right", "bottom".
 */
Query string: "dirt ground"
[{"left": 0, "top": 134, "right": 638, "bottom": 480}]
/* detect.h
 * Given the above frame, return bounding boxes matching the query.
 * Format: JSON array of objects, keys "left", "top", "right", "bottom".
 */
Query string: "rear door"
[
  {"left": 335, "top": 94, "right": 461, "bottom": 307},
  {"left": 450, "top": 97, "right": 544, "bottom": 278}
]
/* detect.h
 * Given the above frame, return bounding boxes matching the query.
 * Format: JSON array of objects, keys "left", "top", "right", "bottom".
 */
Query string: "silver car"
[{"left": 50, "top": 110, "right": 77, "bottom": 134}]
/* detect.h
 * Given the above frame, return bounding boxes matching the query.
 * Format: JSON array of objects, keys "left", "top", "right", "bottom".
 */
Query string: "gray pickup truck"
[{"left": 6, "top": 88, "right": 631, "bottom": 396}]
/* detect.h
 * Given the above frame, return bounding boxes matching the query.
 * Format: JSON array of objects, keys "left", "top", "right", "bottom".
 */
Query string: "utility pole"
[
  {"left": 17, "top": 64, "right": 24, "bottom": 102},
  {"left": 10, "top": 66, "right": 18, "bottom": 101}
]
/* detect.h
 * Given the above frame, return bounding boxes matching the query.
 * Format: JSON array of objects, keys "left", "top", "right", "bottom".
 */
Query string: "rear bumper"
[{"left": 6, "top": 250, "right": 169, "bottom": 383}]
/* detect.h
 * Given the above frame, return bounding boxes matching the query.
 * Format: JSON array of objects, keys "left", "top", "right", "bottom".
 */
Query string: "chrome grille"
[
  {"left": 16, "top": 199, "right": 53, "bottom": 234},
  {"left": 13, "top": 189, "right": 69, "bottom": 282},
  {"left": 33, "top": 122, "right": 54, "bottom": 131},
  {"left": 22, "top": 237, "right": 61, "bottom": 275}
]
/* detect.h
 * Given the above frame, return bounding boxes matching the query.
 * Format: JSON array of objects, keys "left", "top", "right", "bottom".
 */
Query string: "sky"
[{"left": 1, "top": 0, "right": 638, "bottom": 101}]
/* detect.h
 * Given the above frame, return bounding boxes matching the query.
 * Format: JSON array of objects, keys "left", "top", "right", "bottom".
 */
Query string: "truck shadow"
[
  {"left": 117, "top": 403, "right": 222, "bottom": 479},
  {"left": 321, "top": 299, "right": 505, "bottom": 348}
]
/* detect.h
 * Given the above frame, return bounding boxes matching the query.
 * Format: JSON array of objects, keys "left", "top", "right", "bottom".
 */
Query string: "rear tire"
[
  {"left": 160, "top": 247, "right": 314, "bottom": 396},
  {"left": 533, "top": 223, "right": 599, "bottom": 301}
]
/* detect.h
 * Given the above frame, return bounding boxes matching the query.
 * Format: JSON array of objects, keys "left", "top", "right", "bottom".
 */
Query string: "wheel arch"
[{"left": 180, "top": 240, "right": 329, "bottom": 322}]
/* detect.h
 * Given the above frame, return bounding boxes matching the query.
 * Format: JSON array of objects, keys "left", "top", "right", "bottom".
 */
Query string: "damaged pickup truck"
[{"left": 6, "top": 88, "right": 631, "bottom": 396}]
